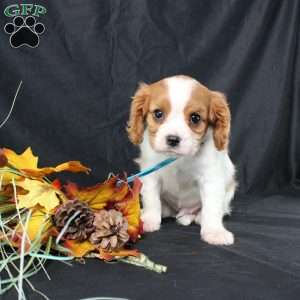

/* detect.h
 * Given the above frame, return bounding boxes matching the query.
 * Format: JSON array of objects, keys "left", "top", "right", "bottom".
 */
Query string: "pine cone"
[
  {"left": 89, "top": 209, "right": 129, "bottom": 251},
  {"left": 53, "top": 200, "right": 95, "bottom": 242}
]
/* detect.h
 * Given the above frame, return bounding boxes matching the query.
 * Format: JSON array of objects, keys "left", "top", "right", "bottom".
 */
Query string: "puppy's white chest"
[{"left": 160, "top": 161, "right": 200, "bottom": 211}]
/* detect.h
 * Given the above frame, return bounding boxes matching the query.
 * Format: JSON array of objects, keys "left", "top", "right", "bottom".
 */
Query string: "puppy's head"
[{"left": 127, "top": 75, "right": 230, "bottom": 156}]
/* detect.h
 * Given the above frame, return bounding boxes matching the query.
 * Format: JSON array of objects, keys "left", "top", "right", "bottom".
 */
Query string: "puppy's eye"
[
  {"left": 190, "top": 113, "right": 201, "bottom": 125},
  {"left": 153, "top": 109, "right": 164, "bottom": 120}
]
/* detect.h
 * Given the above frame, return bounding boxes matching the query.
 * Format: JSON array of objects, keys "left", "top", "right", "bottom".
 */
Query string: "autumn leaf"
[
  {"left": 63, "top": 240, "right": 95, "bottom": 257},
  {"left": 99, "top": 248, "right": 140, "bottom": 261},
  {"left": 22, "top": 161, "right": 90, "bottom": 178},
  {"left": 0, "top": 149, "right": 8, "bottom": 167},
  {"left": 16, "top": 178, "right": 64, "bottom": 212},
  {"left": 13, "top": 208, "right": 53, "bottom": 245},
  {"left": 1, "top": 147, "right": 90, "bottom": 183},
  {"left": 1, "top": 147, "right": 38, "bottom": 183},
  {"left": 0, "top": 184, "right": 28, "bottom": 197},
  {"left": 26, "top": 208, "right": 53, "bottom": 241},
  {"left": 65, "top": 176, "right": 143, "bottom": 240},
  {"left": 115, "top": 178, "right": 143, "bottom": 241},
  {"left": 64, "top": 176, "right": 129, "bottom": 210},
  {"left": 3, "top": 147, "right": 38, "bottom": 169}
]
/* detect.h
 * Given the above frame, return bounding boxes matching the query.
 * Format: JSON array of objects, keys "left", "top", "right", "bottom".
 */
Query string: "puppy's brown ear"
[
  {"left": 127, "top": 83, "right": 150, "bottom": 144},
  {"left": 209, "top": 91, "right": 231, "bottom": 151}
]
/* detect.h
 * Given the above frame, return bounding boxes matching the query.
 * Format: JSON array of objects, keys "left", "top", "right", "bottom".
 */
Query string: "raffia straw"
[
  {"left": 18, "top": 209, "right": 32, "bottom": 300},
  {"left": 56, "top": 210, "right": 80, "bottom": 244},
  {"left": 0, "top": 243, "right": 20, "bottom": 295},
  {"left": 0, "top": 174, "right": 3, "bottom": 190},
  {"left": 0, "top": 80, "right": 23, "bottom": 129},
  {"left": 24, "top": 279, "right": 49, "bottom": 300}
]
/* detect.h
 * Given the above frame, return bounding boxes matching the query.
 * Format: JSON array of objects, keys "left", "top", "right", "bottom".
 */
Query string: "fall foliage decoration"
[{"left": 0, "top": 147, "right": 166, "bottom": 298}]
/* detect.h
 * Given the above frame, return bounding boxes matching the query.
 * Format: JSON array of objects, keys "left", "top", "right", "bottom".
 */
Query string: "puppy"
[{"left": 127, "top": 75, "right": 236, "bottom": 245}]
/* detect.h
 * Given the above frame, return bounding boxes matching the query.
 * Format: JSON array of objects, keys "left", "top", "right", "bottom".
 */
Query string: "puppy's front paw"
[
  {"left": 176, "top": 214, "right": 195, "bottom": 226},
  {"left": 141, "top": 212, "right": 161, "bottom": 232},
  {"left": 201, "top": 228, "right": 234, "bottom": 245}
]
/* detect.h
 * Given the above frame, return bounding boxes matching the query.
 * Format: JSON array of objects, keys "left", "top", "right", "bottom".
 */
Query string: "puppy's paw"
[
  {"left": 194, "top": 213, "right": 201, "bottom": 225},
  {"left": 201, "top": 228, "right": 234, "bottom": 245},
  {"left": 141, "top": 212, "right": 161, "bottom": 232},
  {"left": 176, "top": 214, "right": 195, "bottom": 226}
]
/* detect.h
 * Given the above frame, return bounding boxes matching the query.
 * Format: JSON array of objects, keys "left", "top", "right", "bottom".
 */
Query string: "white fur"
[{"left": 137, "top": 77, "right": 236, "bottom": 245}]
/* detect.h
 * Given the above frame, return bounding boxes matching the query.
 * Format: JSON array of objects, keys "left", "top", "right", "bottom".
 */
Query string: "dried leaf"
[
  {"left": 0, "top": 149, "right": 8, "bottom": 167},
  {"left": 1, "top": 147, "right": 90, "bottom": 183},
  {"left": 64, "top": 240, "right": 96, "bottom": 257},
  {"left": 22, "top": 161, "right": 90, "bottom": 178},
  {"left": 116, "top": 178, "right": 143, "bottom": 241},
  {"left": 64, "top": 176, "right": 129, "bottom": 210},
  {"left": 1, "top": 147, "right": 38, "bottom": 183},
  {"left": 3, "top": 147, "right": 38, "bottom": 169},
  {"left": 99, "top": 248, "right": 140, "bottom": 261},
  {"left": 16, "top": 178, "right": 63, "bottom": 212},
  {"left": 13, "top": 208, "right": 53, "bottom": 244},
  {"left": 26, "top": 208, "right": 53, "bottom": 241}
]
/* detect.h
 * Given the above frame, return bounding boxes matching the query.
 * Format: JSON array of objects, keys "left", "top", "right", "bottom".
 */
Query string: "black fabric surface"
[{"left": 1, "top": 0, "right": 300, "bottom": 299}]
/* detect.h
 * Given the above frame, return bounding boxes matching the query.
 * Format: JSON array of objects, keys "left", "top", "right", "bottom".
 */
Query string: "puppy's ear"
[
  {"left": 209, "top": 91, "right": 231, "bottom": 151},
  {"left": 127, "top": 83, "right": 150, "bottom": 144}
]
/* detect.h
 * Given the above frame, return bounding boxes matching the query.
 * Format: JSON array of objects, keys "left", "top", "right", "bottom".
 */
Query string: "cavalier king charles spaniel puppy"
[{"left": 127, "top": 75, "right": 236, "bottom": 245}]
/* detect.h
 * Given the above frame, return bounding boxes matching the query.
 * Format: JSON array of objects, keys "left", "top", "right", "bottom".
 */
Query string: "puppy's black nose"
[{"left": 166, "top": 135, "right": 181, "bottom": 147}]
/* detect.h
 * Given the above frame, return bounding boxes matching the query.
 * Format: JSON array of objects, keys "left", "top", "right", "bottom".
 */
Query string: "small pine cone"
[
  {"left": 53, "top": 200, "right": 95, "bottom": 242},
  {"left": 89, "top": 209, "right": 129, "bottom": 251}
]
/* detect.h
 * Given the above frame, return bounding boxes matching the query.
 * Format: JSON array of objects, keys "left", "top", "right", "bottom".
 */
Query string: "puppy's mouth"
[{"left": 156, "top": 147, "right": 190, "bottom": 157}]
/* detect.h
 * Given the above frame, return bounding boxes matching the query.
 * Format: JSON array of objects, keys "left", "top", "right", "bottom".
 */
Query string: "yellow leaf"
[
  {"left": 16, "top": 178, "right": 62, "bottom": 212},
  {"left": 1, "top": 147, "right": 38, "bottom": 183},
  {"left": 13, "top": 208, "right": 53, "bottom": 246},
  {"left": 26, "top": 208, "right": 52, "bottom": 241},
  {"left": 3, "top": 147, "right": 38, "bottom": 169},
  {"left": 1, "top": 147, "right": 90, "bottom": 183}
]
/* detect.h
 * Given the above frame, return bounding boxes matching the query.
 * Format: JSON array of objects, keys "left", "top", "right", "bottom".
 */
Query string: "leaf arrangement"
[{"left": 0, "top": 147, "right": 166, "bottom": 298}]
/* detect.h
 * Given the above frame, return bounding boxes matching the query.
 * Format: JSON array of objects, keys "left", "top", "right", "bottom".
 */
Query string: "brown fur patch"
[
  {"left": 209, "top": 91, "right": 231, "bottom": 150},
  {"left": 184, "top": 83, "right": 211, "bottom": 139},
  {"left": 127, "top": 80, "right": 170, "bottom": 145},
  {"left": 146, "top": 80, "right": 170, "bottom": 146}
]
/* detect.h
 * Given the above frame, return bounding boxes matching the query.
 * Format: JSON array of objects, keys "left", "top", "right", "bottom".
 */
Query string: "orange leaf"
[
  {"left": 99, "top": 248, "right": 140, "bottom": 261},
  {"left": 0, "top": 149, "right": 8, "bottom": 167},
  {"left": 0, "top": 184, "right": 28, "bottom": 197},
  {"left": 115, "top": 178, "right": 143, "bottom": 241},
  {"left": 64, "top": 240, "right": 96, "bottom": 257},
  {"left": 22, "top": 161, "right": 90, "bottom": 178},
  {"left": 64, "top": 176, "right": 129, "bottom": 210}
]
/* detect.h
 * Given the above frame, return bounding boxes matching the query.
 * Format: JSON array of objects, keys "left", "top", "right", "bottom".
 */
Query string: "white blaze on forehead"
[
  {"left": 153, "top": 76, "right": 201, "bottom": 155},
  {"left": 165, "top": 76, "right": 197, "bottom": 116}
]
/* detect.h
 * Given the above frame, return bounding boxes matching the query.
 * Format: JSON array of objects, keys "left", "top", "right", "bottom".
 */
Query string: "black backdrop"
[{"left": 1, "top": 1, "right": 300, "bottom": 299}]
